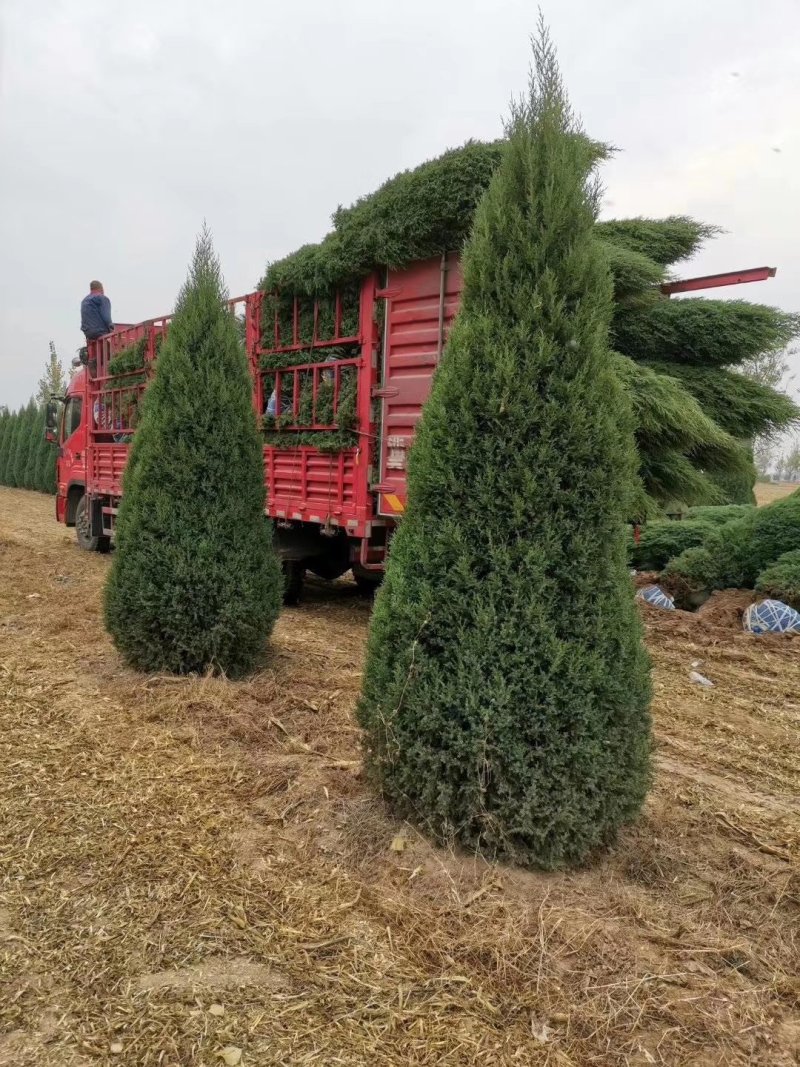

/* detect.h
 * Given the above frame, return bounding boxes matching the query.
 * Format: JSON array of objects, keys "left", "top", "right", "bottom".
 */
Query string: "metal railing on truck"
[
  {"left": 252, "top": 280, "right": 380, "bottom": 537},
  {"left": 82, "top": 286, "right": 381, "bottom": 540}
]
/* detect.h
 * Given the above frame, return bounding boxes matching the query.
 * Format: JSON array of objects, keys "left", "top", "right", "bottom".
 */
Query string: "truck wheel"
[
  {"left": 353, "top": 569, "right": 382, "bottom": 596},
  {"left": 282, "top": 560, "right": 305, "bottom": 606},
  {"left": 75, "top": 495, "right": 110, "bottom": 554}
]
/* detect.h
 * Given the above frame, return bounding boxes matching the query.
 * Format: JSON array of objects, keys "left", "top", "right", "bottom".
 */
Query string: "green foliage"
[
  {"left": 706, "top": 441, "right": 757, "bottom": 505},
  {"left": 8, "top": 410, "right": 23, "bottom": 486},
  {"left": 357, "top": 31, "right": 651, "bottom": 870},
  {"left": 106, "top": 337, "right": 149, "bottom": 378},
  {"left": 613, "top": 296, "right": 800, "bottom": 368},
  {"left": 259, "top": 288, "right": 361, "bottom": 349},
  {"left": 595, "top": 216, "right": 719, "bottom": 266},
  {"left": 604, "top": 244, "right": 665, "bottom": 298},
  {"left": 261, "top": 351, "right": 359, "bottom": 451},
  {"left": 261, "top": 142, "right": 506, "bottom": 295},
  {"left": 629, "top": 519, "right": 715, "bottom": 571},
  {"left": 255, "top": 134, "right": 798, "bottom": 512},
  {"left": 649, "top": 362, "right": 799, "bottom": 439},
  {"left": 23, "top": 406, "right": 46, "bottom": 489},
  {"left": 660, "top": 544, "right": 717, "bottom": 604},
  {"left": 104, "top": 229, "right": 283, "bottom": 677},
  {"left": 755, "top": 549, "right": 800, "bottom": 610},
  {"left": 0, "top": 399, "right": 59, "bottom": 494},
  {"left": 31, "top": 405, "right": 57, "bottom": 494},
  {"left": 615, "top": 358, "right": 736, "bottom": 453},
  {"left": 0, "top": 410, "right": 11, "bottom": 484},
  {"left": 259, "top": 141, "right": 672, "bottom": 304},
  {"left": 685, "top": 504, "right": 754, "bottom": 525},
  {"left": 0, "top": 345, "right": 74, "bottom": 494},
  {"left": 38, "top": 434, "right": 57, "bottom": 493},
  {"left": 0, "top": 411, "right": 21, "bottom": 485},
  {"left": 37, "top": 341, "right": 67, "bottom": 404},
  {"left": 103, "top": 337, "right": 158, "bottom": 432},
  {"left": 637, "top": 450, "right": 723, "bottom": 511},
  {"left": 259, "top": 344, "right": 358, "bottom": 371},
  {"left": 663, "top": 488, "right": 800, "bottom": 603},
  {"left": 262, "top": 429, "right": 358, "bottom": 452},
  {"left": 11, "top": 401, "right": 37, "bottom": 488},
  {"left": 613, "top": 356, "right": 753, "bottom": 510}
]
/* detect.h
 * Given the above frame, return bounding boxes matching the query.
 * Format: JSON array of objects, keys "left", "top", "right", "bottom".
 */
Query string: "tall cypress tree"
[
  {"left": 0, "top": 411, "right": 18, "bottom": 485},
  {"left": 38, "top": 432, "right": 58, "bottom": 494},
  {"left": 1, "top": 410, "right": 18, "bottom": 486},
  {"left": 0, "top": 410, "right": 10, "bottom": 485},
  {"left": 11, "top": 401, "right": 36, "bottom": 488},
  {"left": 104, "top": 228, "right": 282, "bottom": 676},
  {"left": 24, "top": 405, "right": 46, "bottom": 490},
  {"left": 357, "top": 27, "right": 652, "bottom": 869}
]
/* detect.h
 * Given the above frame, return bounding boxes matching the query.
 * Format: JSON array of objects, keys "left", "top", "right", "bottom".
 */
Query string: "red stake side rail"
[
  {"left": 83, "top": 285, "right": 384, "bottom": 544},
  {"left": 86, "top": 317, "right": 171, "bottom": 501},
  {"left": 254, "top": 276, "right": 382, "bottom": 540}
]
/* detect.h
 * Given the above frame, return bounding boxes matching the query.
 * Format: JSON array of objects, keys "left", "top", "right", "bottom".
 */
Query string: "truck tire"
[
  {"left": 353, "top": 568, "right": 382, "bottom": 596},
  {"left": 75, "top": 495, "right": 110, "bottom": 554},
  {"left": 282, "top": 560, "right": 305, "bottom": 606}
]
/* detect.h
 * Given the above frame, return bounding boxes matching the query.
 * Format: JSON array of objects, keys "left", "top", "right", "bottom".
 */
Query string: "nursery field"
[
  {"left": 755, "top": 481, "right": 799, "bottom": 506},
  {"left": 0, "top": 486, "right": 798, "bottom": 1066}
]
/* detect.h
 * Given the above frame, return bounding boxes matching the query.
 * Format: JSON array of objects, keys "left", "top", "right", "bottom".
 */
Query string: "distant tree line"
[
  {"left": 0, "top": 401, "right": 57, "bottom": 493},
  {"left": 0, "top": 343, "right": 66, "bottom": 495}
]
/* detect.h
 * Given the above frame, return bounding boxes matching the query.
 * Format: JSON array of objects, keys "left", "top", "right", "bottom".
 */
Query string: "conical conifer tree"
[
  {"left": 0, "top": 410, "right": 10, "bottom": 484},
  {"left": 104, "top": 228, "right": 282, "bottom": 676},
  {"left": 9, "top": 409, "right": 26, "bottom": 486},
  {"left": 0, "top": 411, "right": 17, "bottom": 485},
  {"left": 11, "top": 401, "right": 36, "bottom": 488},
  {"left": 38, "top": 432, "right": 57, "bottom": 494},
  {"left": 357, "top": 27, "right": 652, "bottom": 869},
  {"left": 24, "top": 405, "right": 46, "bottom": 490},
  {"left": 3, "top": 408, "right": 20, "bottom": 486}
]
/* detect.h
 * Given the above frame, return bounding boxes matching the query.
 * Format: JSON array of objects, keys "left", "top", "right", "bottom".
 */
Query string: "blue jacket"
[{"left": 81, "top": 293, "right": 114, "bottom": 339}]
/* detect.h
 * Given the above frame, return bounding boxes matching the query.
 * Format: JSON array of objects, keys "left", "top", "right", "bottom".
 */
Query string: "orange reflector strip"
[{"left": 384, "top": 494, "right": 405, "bottom": 513}]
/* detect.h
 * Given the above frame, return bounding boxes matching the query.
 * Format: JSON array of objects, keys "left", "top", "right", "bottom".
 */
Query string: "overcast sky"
[{"left": 1, "top": 0, "right": 799, "bottom": 409}]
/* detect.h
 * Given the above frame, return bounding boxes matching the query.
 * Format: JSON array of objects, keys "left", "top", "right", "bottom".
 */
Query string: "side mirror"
[{"left": 45, "top": 400, "right": 59, "bottom": 443}]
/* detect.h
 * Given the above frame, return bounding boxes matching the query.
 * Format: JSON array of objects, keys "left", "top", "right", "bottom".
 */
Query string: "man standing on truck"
[{"left": 80, "top": 281, "right": 114, "bottom": 373}]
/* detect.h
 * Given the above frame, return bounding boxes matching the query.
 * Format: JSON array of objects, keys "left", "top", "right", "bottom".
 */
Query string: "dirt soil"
[{"left": 1, "top": 487, "right": 798, "bottom": 1067}]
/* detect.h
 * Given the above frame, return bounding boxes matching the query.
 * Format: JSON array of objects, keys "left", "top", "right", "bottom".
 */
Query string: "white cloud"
[{"left": 1, "top": 0, "right": 799, "bottom": 405}]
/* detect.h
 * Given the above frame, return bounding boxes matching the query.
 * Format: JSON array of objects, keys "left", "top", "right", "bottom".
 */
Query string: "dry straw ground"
[
  {"left": 0, "top": 486, "right": 798, "bottom": 1066},
  {"left": 754, "top": 481, "right": 798, "bottom": 506}
]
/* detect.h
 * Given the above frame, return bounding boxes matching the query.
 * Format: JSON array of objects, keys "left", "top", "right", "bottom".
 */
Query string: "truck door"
[
  {"left": 376, "top": 253, "right": 463, "bottom": 518},
  {"left": 56, "top": 393, "right": 86, "bottom": 520}
]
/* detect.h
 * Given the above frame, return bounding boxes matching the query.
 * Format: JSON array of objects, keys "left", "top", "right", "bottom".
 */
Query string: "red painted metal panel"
[
  {"left": 376, "top": 253, "right": 463, "bottom": 516},
  {"left": 265, "top": 446, "right": 360, "bottom": 524},
  {"left": 86, "top": 319, "right": 171, "bottom": 502},
  {"left": 259, "top": 275, "right": 380, "bottom": 533},
  {"left": 661, "top": 267, "right": 775, "bottom": 295},
  {"left": 90, "top": 443, "right": 129, "bottom": 496}
]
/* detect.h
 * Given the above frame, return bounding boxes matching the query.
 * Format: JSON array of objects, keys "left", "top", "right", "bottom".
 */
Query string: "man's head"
[{"left": 89, "top": 280, "right": 104, "bottom": 294}]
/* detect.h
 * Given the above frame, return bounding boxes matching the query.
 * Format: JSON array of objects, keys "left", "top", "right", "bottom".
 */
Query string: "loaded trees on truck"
[{"left": 49, "top": 252, "right": 787, "bottom": 602}]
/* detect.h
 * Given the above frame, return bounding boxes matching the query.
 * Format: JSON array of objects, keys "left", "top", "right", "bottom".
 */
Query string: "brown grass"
[
  {"left": 755, "top": 481, "right": 798, "bottom": 506},
  {"left": 0, "top": 487, "right": 798, "bottom": 1066}
]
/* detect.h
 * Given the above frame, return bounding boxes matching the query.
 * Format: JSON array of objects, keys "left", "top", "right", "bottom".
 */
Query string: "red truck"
[
  {"left": 48, "top": 255, "right": 463, "bottom": 600},
  {"left": 47, "top": 261, "right": 776, "bottom": 601}
]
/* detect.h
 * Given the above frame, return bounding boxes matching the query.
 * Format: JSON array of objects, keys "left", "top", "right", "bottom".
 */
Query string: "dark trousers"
[{"left": 82, "top": 333, "right": 108, "bottom": 377}]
